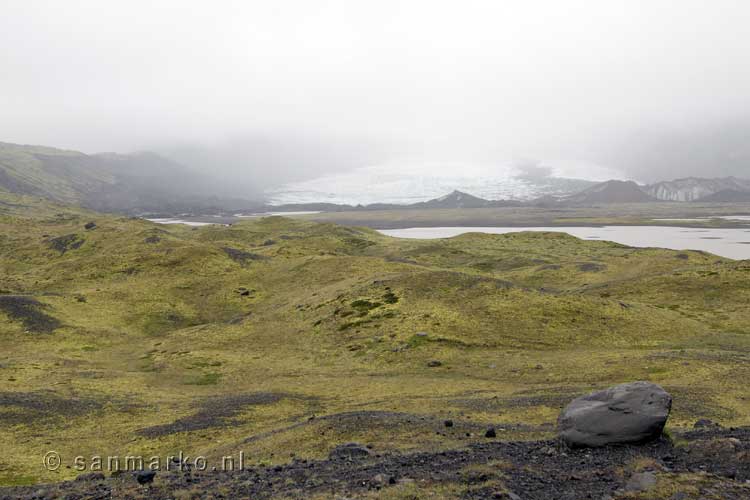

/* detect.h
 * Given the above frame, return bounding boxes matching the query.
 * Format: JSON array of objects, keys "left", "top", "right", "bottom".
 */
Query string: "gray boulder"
[{"left": 558, "top": 381, "right": 672, "bottom": 447}]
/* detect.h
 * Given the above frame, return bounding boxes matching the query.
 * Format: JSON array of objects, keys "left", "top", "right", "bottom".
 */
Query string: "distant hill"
[
  {"left": 698, "top": 189, "right": 750, "bottom": 202},
  {"left": 645, "top": 177, "right": 750, "bottom": 202},
  {"left": 410, "top": 190, "right": 518, "bottom": 209},
  {"left": 269, "top": 190, "right": 522, "bottom": 213},
  {"left": 559, "top": 180, "right": 656, "bottom": 204},
  {"left": 0, "top": 142, "right": 261, "bottom": 214},
  {"left": 0, "top": 142, "right": 111, "bottom": 203},
  {"left": 548, "top": 177, "right": 750, "bottom": 205},
  {"left": 409, "top": 190, "right": 490, "bottom": 209}
]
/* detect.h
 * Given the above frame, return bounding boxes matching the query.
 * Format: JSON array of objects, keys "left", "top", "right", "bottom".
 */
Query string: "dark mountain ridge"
[{"left": 0, "top": 142, "right": 263, "bottom": 214}]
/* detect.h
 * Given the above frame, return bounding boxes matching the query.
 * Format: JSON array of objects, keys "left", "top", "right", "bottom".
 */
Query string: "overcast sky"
[{"left": 2, "top": 1, "right": 749, "bottom": 184}]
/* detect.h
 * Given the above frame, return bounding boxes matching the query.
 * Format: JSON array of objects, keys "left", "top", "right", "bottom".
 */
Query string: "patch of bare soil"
[{"left": 0, "top": 296, "right": 60, "bottom": 333}]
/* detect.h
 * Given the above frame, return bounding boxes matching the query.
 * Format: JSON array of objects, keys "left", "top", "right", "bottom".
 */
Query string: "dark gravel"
[{"left": 3, "top": 426, "right": 750, "bottom": 499}]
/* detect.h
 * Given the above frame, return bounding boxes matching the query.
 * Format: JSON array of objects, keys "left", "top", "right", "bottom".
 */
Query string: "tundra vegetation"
[{"left": 1, "top": 193, "right": 750, "bottom": 498}]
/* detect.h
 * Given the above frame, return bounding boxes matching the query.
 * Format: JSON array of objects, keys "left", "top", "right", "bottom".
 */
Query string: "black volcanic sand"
[{"left": 3, "top": 426, "right": 750, "bottom": 499}]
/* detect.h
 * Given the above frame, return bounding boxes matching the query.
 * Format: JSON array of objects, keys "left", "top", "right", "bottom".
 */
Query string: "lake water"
[
  {"left": 146, "top": 211, "right": 321, "bottom": 227},
  {"left": 378, "top": 226, "right": 750, "bottom": 260}
]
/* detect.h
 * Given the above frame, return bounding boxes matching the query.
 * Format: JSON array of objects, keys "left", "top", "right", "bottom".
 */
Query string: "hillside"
[
  {"left": 698, "top": 189, "right": 750, "bottom": 202},
  {"left": 559, "top": 180, "right": 656, "bottom": 204},
  {"left": 410, "top": 190, "right": 507, "bottom": 209},
  {"left": 0, "top": 142, "right": 260, "bottom": 214},
  {"left": 1, "top": 193, "right": 750, "bottom": 495},
  {"left": 0, "top": 142, "right": 113, "bottom": 203},
  {"left": 645, "top": 177, "right": 750, "bottom": 202}
]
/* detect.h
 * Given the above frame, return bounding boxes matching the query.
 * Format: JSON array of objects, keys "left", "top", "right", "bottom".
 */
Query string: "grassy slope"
[
  {"left": 1, "top": 193, "right": 750, "bottom": 485},
  {"left": 0, "top": 143, "right": 113, "bottom": 204}
]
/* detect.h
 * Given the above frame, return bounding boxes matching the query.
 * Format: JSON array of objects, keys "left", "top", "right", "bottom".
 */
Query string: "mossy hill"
[
  {"left": 1, "top": 193, "right": 750, "bottom": 488},
  {"left": 0, "top": 142, "right": 258, "bottom": 214}
]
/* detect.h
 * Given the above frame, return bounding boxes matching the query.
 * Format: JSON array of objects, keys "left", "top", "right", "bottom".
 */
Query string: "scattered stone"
[
  {"left": 427, "top": 360, "right": 442, "bottom": 367},
  {"left": 444, "top": 420, "right": 454, "bottom": 428},
  {"left": 694, "top": 418, "right": 722, "bottom": 429},
  {"left": 75, "top": 472, "right": 105, "bottom": 481},
  {"left": 485, "top": 427, "right": 497, "bottom": 438},
  {"left": 371, "top": 473, "right": 391, "bottom": 487},
  {"left": 415, "top": 332, "right": 428, "bottom": 337},
  {"left": 222, "top": 247, "right": 266, "bottom": 265},
  {"left": 625, "top": 472, "right": 657, "bottom": 492},
  {"left": 84, "top": 222, "right": 97, "bottom": 230},
  {"left": 578, "top": 262, "right": 605, "bottom": 272},
  {"left": 135, "top": 470, "right": 156, "bottom": 485},
  {"left": 558, "top": 381, "right": 672, "bottom": 447},
  {"left": 328, "top": 443, "right": 371, "bottom": 461},
  {"left": 48, "top": 234, "right": 85, "bottom": 254}
]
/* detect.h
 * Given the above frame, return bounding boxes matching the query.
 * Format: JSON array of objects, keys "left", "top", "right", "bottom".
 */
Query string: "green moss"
[{"left": 2, "top": 194, "right": 750, "bottom": 484}]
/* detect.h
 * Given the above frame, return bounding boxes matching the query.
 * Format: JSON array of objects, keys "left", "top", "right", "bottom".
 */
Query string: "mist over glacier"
[{"left": 266, "top": 161, "right": 627, "bottom": 205}]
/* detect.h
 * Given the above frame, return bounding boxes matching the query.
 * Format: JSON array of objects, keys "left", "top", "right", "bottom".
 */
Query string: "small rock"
[
  {"left": 693, "top": 418, "right": 721, "bottom": 429},
  {"left": 328, "top": 443, "right": 371, "bottom": 460},
  {"left": 135, "top": 470, "right": 156, "bottom": 485},
  {"left": 75, "top": 472, "right": 105, "bottom": 481},
  {"left": 625, "top": 472, "right": 657, "bottom": 492},
  {"left": 485, "top": 427, "right": 497, "bottom": 438},
  {"left": 372, "top": 473, "right": 390, "bottom": 487},
  {"left": 415, "top": 332, "right": 428, "bottom": 337},
  {"left": 427, "top": 360, "right": 442, "bottom": 367},
  {"left": 84, "top": 222, "right": 97, "bottom": 230},
  {"left": 444, "top": 419, "right": 454, "bottom": 428}
]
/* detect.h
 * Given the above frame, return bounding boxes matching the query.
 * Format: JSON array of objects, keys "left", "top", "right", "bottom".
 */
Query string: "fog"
[{"left": 2, "top": 1, "right": 749, "bottom": 186}]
